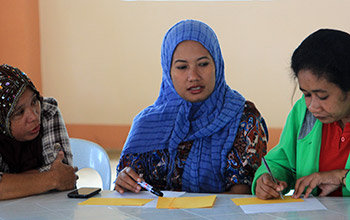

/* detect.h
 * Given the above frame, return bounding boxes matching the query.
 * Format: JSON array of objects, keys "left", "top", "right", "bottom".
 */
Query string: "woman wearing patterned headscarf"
[
  {"left": 115, "top": 20, "right": 268, "bottom": 194},
  {"left": 0, "top": 64, "right": 77, "bottom": 200}
]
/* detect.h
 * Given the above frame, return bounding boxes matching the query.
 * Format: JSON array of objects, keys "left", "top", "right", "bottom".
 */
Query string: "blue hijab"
[{"left": 120, "top": 20, "right": 246, "bottom": 192}]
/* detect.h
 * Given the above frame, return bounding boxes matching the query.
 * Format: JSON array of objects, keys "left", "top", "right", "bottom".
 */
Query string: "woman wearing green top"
[{"left": 253, "top": 29, "right": 350, "bottom": 199}]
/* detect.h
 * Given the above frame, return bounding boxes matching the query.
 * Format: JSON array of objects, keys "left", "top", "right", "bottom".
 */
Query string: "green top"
[{"left": 252, "top": 97, "right": 350, "bottom": 196}]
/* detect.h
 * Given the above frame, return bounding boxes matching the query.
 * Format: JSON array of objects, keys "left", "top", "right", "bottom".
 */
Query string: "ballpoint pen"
[{"left": 262, "top": 157, "right": 284, "bottom": 200}]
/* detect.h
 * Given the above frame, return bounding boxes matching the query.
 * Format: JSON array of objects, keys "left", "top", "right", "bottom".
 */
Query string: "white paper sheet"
[
  {"left": 105, "top": 191, "right": 185, "bottom": 208},
  {"left": 239, "top": 196, "right": 327, "bottom": 214}
]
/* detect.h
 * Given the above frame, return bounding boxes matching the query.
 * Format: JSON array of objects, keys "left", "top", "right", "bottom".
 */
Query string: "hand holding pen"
[
  {"left": 114, "top": 167, "right": 142, "bottom": 193},
  {"left": 114, "top": 167, "right": 163, "bottom": 197},
  {"left": 262, "top": 157, "right": 284, "bottom": 200},
  {"left": 255, "top": 158, "right": 287, "bottom": 200}
]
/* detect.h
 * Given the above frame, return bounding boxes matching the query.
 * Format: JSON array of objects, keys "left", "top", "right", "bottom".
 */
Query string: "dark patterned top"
[{"left": 117, "top": 101, "right": 267, "bottom": 191}]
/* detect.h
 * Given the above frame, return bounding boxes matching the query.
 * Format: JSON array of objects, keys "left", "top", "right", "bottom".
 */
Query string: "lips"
[
  {"left": 313, "top": 115, "right": 328, "bottom": 121},
  {"left": 31, "top": 125, "right": 40, "bottom": 134},
  {"left": 313, "top": 114, "right": 326, "bottom": 118},
  {"left": 188, "top": 86, "right": 204, "bottom": 94}
]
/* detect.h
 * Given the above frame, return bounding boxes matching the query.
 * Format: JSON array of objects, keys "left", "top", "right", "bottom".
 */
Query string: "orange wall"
[
  {"left": 267, "top": 128, "right": 282, "bottom": 151},
  {"left": 0, "top": 0, "right": 42, "bottom": 91}
]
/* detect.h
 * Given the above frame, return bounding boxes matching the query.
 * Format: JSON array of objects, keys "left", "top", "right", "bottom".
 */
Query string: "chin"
[
  {"left": 26, "top": 133, "right": 40, "bottom": 141},
  {"left": 317, "top": 118, "right": 335, "bottom": 124},
  {"left": 185, "top": 96, "right": 210, "bottom": 103},
  {"left": 189, "top": 99, "right": 204, "bottom": 103}
]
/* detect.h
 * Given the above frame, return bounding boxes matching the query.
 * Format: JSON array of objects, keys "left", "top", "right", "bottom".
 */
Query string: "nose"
[
  {"left": 187, "top": 66, "right": 200, "bottom": 82},
  {"left": 26, "top": 106, "right": 40, "bottom": 122},
  {"left": 307, "top": 97, "right": 321, "bottom": 113}
]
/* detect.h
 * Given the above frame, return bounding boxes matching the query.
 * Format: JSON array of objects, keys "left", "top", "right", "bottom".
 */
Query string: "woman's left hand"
[{"left": 293, "top": 170, "right": 345, "bottom": 198}]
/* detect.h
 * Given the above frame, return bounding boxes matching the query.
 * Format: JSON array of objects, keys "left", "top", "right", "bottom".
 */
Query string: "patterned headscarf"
[
  {"left": 0, "top": 64, "right": 43, "bottom": 173},
  {"left": 0, "top": 64, "right": 39, "bottom": 137},
  {"left": 120, "top": 20, "right": 246, "bottom": 192}
]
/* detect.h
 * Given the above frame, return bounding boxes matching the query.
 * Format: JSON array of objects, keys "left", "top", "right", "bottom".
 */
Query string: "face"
[
  {"left": 170, "top": 40, "right": 216, "bottom": 103},
  {"left": 298, "top": 69, "right": 350, "bottom": 126},
  {"left": 10, "top": 87, "right": 41, "bottom": 141}
]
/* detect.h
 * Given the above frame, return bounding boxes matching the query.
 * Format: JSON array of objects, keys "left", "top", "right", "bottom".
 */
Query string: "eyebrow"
[
  {"left": 13, "top": 94, "right": 37, "bottom": 113},
  {"left": 12, "top": 104, "right": 24, "bottom": 116},
  {"left": 173, "top": 56, "right": 210, "bottom": 64},
  {"left": 299, "top": 87, "right": 328, "bottom": 93}
]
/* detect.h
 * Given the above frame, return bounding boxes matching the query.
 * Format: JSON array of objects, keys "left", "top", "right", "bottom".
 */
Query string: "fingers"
[
  {"left": 256, "top": 183, "right": 275, "bottom": 200},
  {"left": 50, "top": 151, "right": 65, "bottom": 171},
  {"left": 256, "top": 173, "right": 285, "bottom": 200},
  {"left": 127, "top": 167, "right": 142, "bottom": 182},
  {"left": 114, "top": 182, "right": 124, "bottom": 193},
  {"left": 54, "top": 165, "right": 77, "bottom": 191},
  {"left": 293, "top": 174, "right": 319, "bottom": 199},
  {"left": 293, "top": 178, "right": 305, "bottom": 198},
  {"left": 50, "top": 153, "right": 77, "bottom": 191},
  {"left": 55, "top": 151, "right": 65, "bottom": 161},
  {"left": 295, "top": 178, "right": 314, "bottom": 198},
  {"left": 293, "top": 171, "right": 346, "bottom": 198},
  {"left": 114, "top": 167, "right": 142, "bottom": 194},
  {"left": 279, "top": 181, "right": 288, "bottom": 191}
]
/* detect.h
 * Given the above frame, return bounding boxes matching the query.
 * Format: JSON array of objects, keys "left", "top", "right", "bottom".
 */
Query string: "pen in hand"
[
  {"left": 137, "top": 181, "right": 163, "bottom": 197},
  {"left": 262, "top": 157, "right": 284, "bottom": 200}
]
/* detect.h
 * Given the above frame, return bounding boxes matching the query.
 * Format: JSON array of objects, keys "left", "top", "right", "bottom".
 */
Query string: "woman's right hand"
[
  {"left": 255, "top": 173, "right": 287, "bottom": 200},
  {"left": 50, "top": 151, "right": 78, "bottom": 191},
  {"left": 114, "top": 167, "right": 143, "bottom": 194}
]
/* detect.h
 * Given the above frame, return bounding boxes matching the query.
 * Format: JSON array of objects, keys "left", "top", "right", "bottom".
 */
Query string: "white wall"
[{"left": 39, "top": 0, "right": 350, "bottom": 127}]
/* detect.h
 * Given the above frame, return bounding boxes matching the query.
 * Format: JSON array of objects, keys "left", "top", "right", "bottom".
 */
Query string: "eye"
[
  {"left": 11, "top": 109, "right": 24, "bottom": 120},
  {"left": 302, "top": 91, "right": 311, "bottom": 97},
  {"left": 199, "top": 62, "right": 209, "bottom": 67},
  {"left": 16, "top": 110, "right": 24, "bottom": 116},
  {"left": 176, "top": 65, "right": 187, "bottom": 70},
  {"left": 318, "top": 95, "right": 328, "bottom": 101},
  {"left": 31, "top": 96, "right": 39, "bottom": 106}
]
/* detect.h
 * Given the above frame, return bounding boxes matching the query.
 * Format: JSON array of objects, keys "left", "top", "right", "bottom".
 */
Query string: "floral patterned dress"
[{"left": 117, "top": 101, "right": 268, "bottom": 192}]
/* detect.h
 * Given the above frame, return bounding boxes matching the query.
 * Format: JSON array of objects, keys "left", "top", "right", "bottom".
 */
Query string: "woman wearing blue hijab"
[{"left": 115, "top": 20, "right": 268, "bottom": 194}]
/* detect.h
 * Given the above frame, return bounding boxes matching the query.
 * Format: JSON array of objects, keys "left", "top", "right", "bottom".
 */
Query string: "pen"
[
  {"left": 137, "top": 181, "right": 164, "bottom": 197},
  {"left": 262, "top": 157, "right": 284, "bottom": 200}
]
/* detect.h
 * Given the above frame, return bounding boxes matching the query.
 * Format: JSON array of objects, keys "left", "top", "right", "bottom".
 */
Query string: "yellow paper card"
[
  {"left": 231, "top": 196, "right": 303, "bottom": 206},
  {"left": 169, "top": 195, "right": 216, "bottom": 209},
  {"left": 79, "top": 198, "right": 153, "bottom": 206},
  {"left": 157, "top": 195, "right": 216, "bottom": 209},
  {"left": 156, "top": 197, "right": 176, "bottom": 209}
]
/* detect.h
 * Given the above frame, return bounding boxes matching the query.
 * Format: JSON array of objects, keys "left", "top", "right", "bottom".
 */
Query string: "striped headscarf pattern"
[{"left": 121, "top": 20, "right": 246, "bottom": 192}]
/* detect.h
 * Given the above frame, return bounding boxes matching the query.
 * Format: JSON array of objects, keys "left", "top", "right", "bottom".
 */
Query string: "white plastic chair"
[{"left": 69, "top": 138, "right": 111, "bottom": 190}]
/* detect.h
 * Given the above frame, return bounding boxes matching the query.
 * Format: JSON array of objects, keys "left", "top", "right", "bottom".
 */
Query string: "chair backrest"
[{"left": 69, "top": 138, "right": 111, "bottom": 190}]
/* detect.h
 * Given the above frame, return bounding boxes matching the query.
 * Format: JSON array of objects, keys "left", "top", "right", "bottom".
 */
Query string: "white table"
[{"left": 0, "top": 190, "right": 349, "bottom": 220}]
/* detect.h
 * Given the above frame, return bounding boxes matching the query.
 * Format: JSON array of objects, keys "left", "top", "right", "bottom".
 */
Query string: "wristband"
[{"left": 342, "top": 170, "right": 350, "bottom": 186}]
